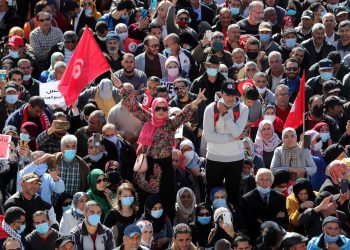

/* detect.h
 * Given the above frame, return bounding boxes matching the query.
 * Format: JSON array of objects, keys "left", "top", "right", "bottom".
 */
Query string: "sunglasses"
[
  {"left": 178, "top": 17, "right": 189, "bottom": 21},
  {"left": 155, "top": 106, "right": 168, "bottom": 112},
  {"left": 286, "top": 67, "right": 298, "bottom": 71},
  {"left": 96, "top": 178, "right": 108, "bottom": 184},
  {"left": 174, "top": 86, "right": 186, "bottom": 91},
  {"left": 38, "top": 17, "right": 50, "bottom": 22},
  {"left": 65, "top": 40, "right": 77, "bottom": 44},
  {"left": 199, "top": 212, "right": 211, "bottom": 216},
  {"left": 213, "top": 36, "right": 224, "bottom": 41},
  {"left": 83, "top": 2, "right": 92, "bottom": 6},
  {"left": 63, "top": 201, "right": 72, "bottom": 206}
]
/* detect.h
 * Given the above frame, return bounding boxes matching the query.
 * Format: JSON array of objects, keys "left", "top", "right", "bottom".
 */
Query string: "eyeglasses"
[
  {"left": 213, "top": 36, "right": 224, "bottom": 41},
  {"left": 148, "top": 44, "right": 160, "bottom": 48},
  {"left": 38, "top": 17, "right": 51, "bottom": 22},
  {"left": 83, "top": 2, "right": 92, "bottom": 6},
  {"left": 155, "top": 106, "right": 168, "bottom": 112},
  {"left": 251, "top": 9, "right": 264, "bottom": 15},
  {"left": 65, "top": 40, "right": 77, "bottom": 44},
  {"left": 178, "top": 17, "right": 189, "bottom": 21},
  {"left": 96, "top": 178, "right": 108, "bottom": 184},
  {"left": 174, "top": 86, "right": 186, "bottom": 91},
  {"left": 63, "top": 201, "right": 72, "bottom": 206},
  {"left": 198, "top": 212, "right": 211, "bottom": 216},
  {"left": 286, "top": 67, "right": 298, "bottom": 71}
]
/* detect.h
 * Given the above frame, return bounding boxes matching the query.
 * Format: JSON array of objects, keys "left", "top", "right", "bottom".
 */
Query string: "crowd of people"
[{"left": 1, "top": 0, "right": 350, "bottom": 249}]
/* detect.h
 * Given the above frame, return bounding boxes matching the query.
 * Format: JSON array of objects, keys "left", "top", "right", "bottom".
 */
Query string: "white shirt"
[
  {"left": 325, "top": 32, "right": 337, "bottom": 47},
  {"left": 73, "top": 8, "right": 83, "bottom": 33}
]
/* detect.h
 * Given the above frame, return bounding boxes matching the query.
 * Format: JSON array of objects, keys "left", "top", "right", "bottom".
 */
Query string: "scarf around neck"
[
  {"left": 21, "top": 104, "right": 50, "bottom": 131},
  {"left": 254, "top": 120, "right": 281, "bottom": 157}
]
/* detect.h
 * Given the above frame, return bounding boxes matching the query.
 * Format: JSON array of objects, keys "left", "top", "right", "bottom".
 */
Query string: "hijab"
[
  {"left": 254, "top": 120, "right": 281, "bottom": 157},
  {"left": 49, "top": 52, "right": 64, "bottom": 72},
  {"left": 312, "top": 122, "right": 328, "bottom": 132},
  {"left": 195, "top": 202, "right": 213, "bottom": 227},
  {"left": 326, "top": 160, "right": 349, "bottom": 186},
  {"left": 176, "top": 187, "right": 196, "bottom": 219},
  {"left": 86, "top": 169, "right": 112, "bottom": 216},
  {"left": 138, "top": 97, "right": 169, "bottom": 146},
  {"left": 292, "top": 178, "right": 316, "bottom": 204},
  {"left": 305, "top": 129, "right": 322, "bottom": 157},
  {"left": 136, "top": 220, "right": 153, "bottom": 249},
  {"left": 21, "top": 122, "right": 39, "bottom": 151},
  {"left": 71, "top": 192, "right": 87, "bottom": 222},
  {"left": 281, "top": 127, "right": 302, "bottom": 168},
  {"left": 179, "top": 139, "right": 200, "bottom": 170},
  {"left": 141, "top": 194, "right": 166, "bottom": 233},
  {"left": 165, "top": 56, "right": 180, "bottom": 82},
  {"left": 98, "top": 79, "right": 113, "bottom": 100},
  {"left": 243, "top": 137, "right": 256, "bottom": 159}
]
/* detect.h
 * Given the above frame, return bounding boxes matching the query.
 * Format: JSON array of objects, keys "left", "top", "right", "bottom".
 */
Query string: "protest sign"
[
  {"left": 40, "top": 81, "right": 65, "bottom": 105},
  {"left": 160, "top": 81, "right": 175, "bottom": 97},
  {"left": 175, "top": 125, "right": 183, "bottom": 139},
  {"left": 0, "top": 135, "right": 10, "bottom": 160}
]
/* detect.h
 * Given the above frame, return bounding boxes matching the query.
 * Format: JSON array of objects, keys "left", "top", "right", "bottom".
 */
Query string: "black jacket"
[
  {"left": 0, "top": 98, "right": 25, "bottom": 133},
  {"left": 301, "top": 38, "right": 336, "bottom": 65},
  {"left": 0, "top": 7, "right": 21, "bottom": 38},
  {"left": 23, "top": 77, "right": 40, "bottom": 97},
  {"left": 307, "top": 62, "right": 349, "bottom": 83},
  {"left": 73, "top": 9, "right": 96, "bottom": 34}
]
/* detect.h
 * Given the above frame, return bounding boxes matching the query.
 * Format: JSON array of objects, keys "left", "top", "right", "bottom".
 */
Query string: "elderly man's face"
[
  {"left": 88, "top": 116, "right": 103, "bottom": 133},
  {"left": 256, "top": 172, "right": 272, "bottom": 188}
]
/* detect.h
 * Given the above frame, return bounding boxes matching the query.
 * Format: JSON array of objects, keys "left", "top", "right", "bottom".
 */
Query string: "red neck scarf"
[{"left": 21, "top": 104, "right": 50, "bottom": 131}]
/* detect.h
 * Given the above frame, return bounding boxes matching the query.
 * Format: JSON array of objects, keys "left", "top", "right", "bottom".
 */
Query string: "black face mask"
[
  {"left": 312, "top": 105, "right": 324, "bottom": 117},
  {"left": 246, "top": 51, "right": 259, "bottom": 60},
  {"left": 108, "top": 171, "right": 122, "bottom": 184}
]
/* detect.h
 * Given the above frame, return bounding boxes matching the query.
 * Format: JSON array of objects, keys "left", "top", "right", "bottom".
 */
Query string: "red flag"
[
  {"left": 283, "top": 71, "right": 305, "bottom": 129},
  {"left": 123, "top": 38, "right": 141, "bottom": 53},
  {"left": 58, "top": 28, "right": 110, "bottom": 105},
  {"left": 237, "top": 79, "right": 254, "bottom": 96}
]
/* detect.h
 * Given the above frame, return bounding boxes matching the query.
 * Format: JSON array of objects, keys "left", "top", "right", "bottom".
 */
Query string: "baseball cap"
[
  {"left": 8, "top": 35, "right": 24, "bottom": 47},
  {"left": 55, "top": 235, "right": 75, "bottom": 248},
  {"left": 334, "top": 6, "right": 347, "bottom": 17},
  {"left": 322, "top": 216, "right": 341, "bottom": 227},
  {"left": 124, "top": 224, "right": 142, "bottom": 238},
  {"left": 282, "top": 28, "right": 296, "bottom": 36},
  {"left": 323, "top": 80, "right": 340, "bottom": 94},
  {"left": 259, "top": 22, "right": 272, "bottom": 32},
  {"left": 21, "top": 173, "right": 41, "bottom": 183},
  {"left": 205, "top": 54, "right": 220, "bottom": 65},
  {"left": 221, "top": 79, "right": 240, "bottom": 96},
  {"left": 281, "top": 232, "right": 308, "bottom": 249},
  {"left": 2, "top": 125, "right": 18, "bottom": 135},
  {"left": 319, "top": 59, "right": 333, "bottom": 70},
  {"left": 301, "top": 10, "right": 314, "bottom": 19},
  {"left": 177, "top": 9, "right": 189, "bottom": 17},
  {"left": 5, "top": 81, "right": 19, "bottom": 93},
  {"left": 106, "top": 31, "right": 120, "bottom": 42},
  {"left": 325, "top": 96, "right": 346, "bottom": 109}
]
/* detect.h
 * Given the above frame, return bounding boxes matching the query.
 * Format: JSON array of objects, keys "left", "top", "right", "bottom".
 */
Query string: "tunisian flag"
[
  {"left": 58, "top": 28, "right": 110, "bottom": 105},
  {"left": 283, "top": 71, "right": 305, "bottom": 129}
]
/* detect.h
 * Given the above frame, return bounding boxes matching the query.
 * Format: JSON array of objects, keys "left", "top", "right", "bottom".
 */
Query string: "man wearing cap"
[
  {"left": 237, "top": 1, "right": 264, "bottom": 36},
  {"left": 281, "top": 232, "right": 308, "bottom": 250},
  {"left": 325, "top": 96, "right": 347, "bottom": 132},
  {"left": 295, "top": 10, "right": 314, "bottom": 40},
  {"left": 190, "top": 54, "right": 226, "bottom": 105},
  {"left": 115, "top": 224, "right": 148, "bottom": 250},
  {"left": 334, "top": 20, "right": 350, "bottom": 59},
  {"left": 323, "top": 13, "right": 339, "bottom": 47},
  {"left": 105, "top": 31, "right": 125, "bottom": 72},
  {"left": 301, "top": 23, "right": 335, "bottom": 66},
  {"left": 55, "top": 235, "right": 75, "bottom": 250},
  {"left": 203, "top": 78, "right": 249, "bottom": 207},
  {"left": 306, "top": 58, "right": 343, "bottom": 98},
  {"left": 307, "top": 216, "right": 350, "bottom": 249},
  {"left": 4, "top": 173, "right": 58, "bottom": 236},
  {"left": 0, "top": 82, "right": 25, "bottom": 133},
  {"left": 279, "top": 29, "right": 299, "bottom": 61},
  {"left": 29, "top": 11, "right": 64, "bottom": 70},
  {"left": 135, "top": 35, "right": 167, "bottom": 79},
  {"left": 322, "top": 80, "right": 341, "bottom": 100},
  {"left": 70, "top": 201, "right": 115, "bottom": 250},
  {"left": 258, "top": 22, "right": 279, "bottom": 56},
  {"left": 334, "top": 7, "right": 348, "bottom": 25},
  {"left": 49, "top": 31, "right": 78, "bottom": 65},
  {"left": 166, "top": 0, "right": 198, "bottom": 41}
]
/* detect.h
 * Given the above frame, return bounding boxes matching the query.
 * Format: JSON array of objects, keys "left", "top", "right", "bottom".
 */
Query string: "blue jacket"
[
  {"left": 98, "top": 13, "right": 126, "bottom": 31},
  {"left": 307, "top": 234, "right": 350, "bottom": 250}
]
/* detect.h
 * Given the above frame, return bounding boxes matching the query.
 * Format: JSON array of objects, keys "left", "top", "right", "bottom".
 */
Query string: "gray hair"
[
  {"left": 115, "top": 23, "right": 127, "bottom": 33},
  {"left": 33, "top": 210, "right": 49, "bottom": 220},
  {"left": 228, "top": 24, "right": 240, "bottom": 32},
  {"left": 61, "top": 134, "right": 77, "bottom": 148},
  {"left": 220, "top": 7, "right": 230, "bottom": 15},
  {"left": 89, "top": 110, "right": 106, "bottom": 125},
  {"left": 275, "top": 84, "right": 289, "bottom": 93},
  {"left": 249, "top": 0, "right": 263, "bottom": 11},
  {"left": 255, "top": 168, "right": 274, "bottom": 183},
  {"left": 253, "top": 72, "right": 267, "bottom": 81},
  {"left": 244, "top": 61, "right": 258, "bottom": 70},
  {"left": 264, "top": 7, "right": 276, "bottom": 16},
  {"left": 322, "top": 13, "right": 335, "bottom": 23},
  {"left": 18, "top": 58, "right": 31, "bottom": 67},
  {"left": 312, "top": 23, "right": 326, "bottom": 33},
  {"left": 232, "top": 47, "right": 244, "bottom": 55},
  {"left": 54, "top": 61, "right": 66, "bottom": 70},
  {"left": 85, "top": 200, "right": 101, "bottom": 213},
  {"left": 268, "top": 51, "right": 282, "bottom": 62}
]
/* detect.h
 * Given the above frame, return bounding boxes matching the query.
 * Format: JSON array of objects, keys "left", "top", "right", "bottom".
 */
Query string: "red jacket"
[{"left": 0, "top": 215, "right": 10, "bottom": 240}]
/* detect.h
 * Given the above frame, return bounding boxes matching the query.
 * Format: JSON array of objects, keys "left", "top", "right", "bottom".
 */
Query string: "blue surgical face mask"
[
  {"left": 89, "top": 152, "right": 103, "bottom": 162},
  {"left": 35, "top": 222, "right": 49, "bottom": 234},
  {"left": 88, "top": 214, "right": 100, "bottom": 226},
  {"left": 62, "top": 205, "right": 71, "bottom": 212},
  {"left": 320, "top": 72, "right": 333, "bottom": 81},
  {"left": 197, "top": 216, "right": 211, "bottom": 225},
  {"left": 324, "top": 234, "right": 339, "bottom": 243},
  {"left": 76, "top": 208, "right": 84, "bottom": 215},
  {"left": 212, "top": 198, "right": 227, "bottom": 209},
  {"left": 260, "top": 34, "right": 271, "bottom": 41},
  {"left": 35, "top": 163, "right": 48, "bottom": 176},
  {"left": 20, "top": 133, "right": 30, "bottom": 141},
  {"left": 320, "top": 10, "right": 327, "bottom": 18},
  {"left": 17, "top": 224, "right": 26, "bottom": 234},
  {"left": 319, "top": 132, "right": 330, "bottom": 142},
  {"left": 5, "top": 94, "right": 18, "bottom": 104},
  {"left": 285, "top": 38, "right": 297, "bottom": 48},
  {"left": 23, "top": 74, "right": 31, "bottom": 81},
  {"left": 163, "top": 47, "right": 172, "bottom": 56},
  {"left": 121, "top": 196, "right": 135, "bottom": 207},
  {"left": 230, "top": 7, "right": 240, "bottom": 16},
  {"left": 257, "top": 186, "right": 271, "bottom": 194},
  {"left": 151, "top": 209, "right": 163, "bottom": 219},
  {"left": 212, "top": 41, "right": 224, "bottom": 51},
  {"left": 9, "top": 50, "right": 19, "bottom": 59},
  {"left": 106, "top": 135, "right": 119, "bottom": 145},
  {"left": 327, "top": 3, "right": 338, "bottom": 10},
  {"left": 286, "top": 9, "right": 297, "bottom": 16},
  {"left": 85, "top": 8, "right": 92, "bottom": 16},
  {"left": 206, "top": 68, "right": 218, "bottom": 77},
  {"left": 64, "top": 149, "right": 76, "bottom": 161}
]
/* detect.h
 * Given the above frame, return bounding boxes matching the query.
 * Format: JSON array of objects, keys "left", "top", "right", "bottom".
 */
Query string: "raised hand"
[{"left": 194, "top": 88, "right": 207, "bottom": 105}]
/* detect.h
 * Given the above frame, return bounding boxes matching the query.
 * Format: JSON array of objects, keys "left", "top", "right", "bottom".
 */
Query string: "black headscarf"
[
  {"left": 141, "top": 194, "right": 166, "bottom": 233},
  {"left": 293, "top": 178, "right": 316, "bottom": 204}
]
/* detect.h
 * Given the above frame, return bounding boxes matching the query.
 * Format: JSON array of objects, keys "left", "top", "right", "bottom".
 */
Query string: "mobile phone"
[
  {"left": 53, "top": 120, "right": 70, "bottom": 130},
  {"left": 150, "top": 0, "right": 157, "bottom": 10},
  {"left": 93, "top": 133, "right": 101, "bottom": 147},
  {"left": 141, "top": 8, "right": 148, "bottom": 19},
  {"left": 0, "top": 70, "right": 6, "bottom": 81},
  {"left": 341, "top": 179, "right": 349, "bottom": 193},
  {"left": 205, "top": 30, "right": 212, "bottom": 41},
  {"left": 304, "top": 134, "right": 311, "bottom": 149},
  {"left": 223, "top": 212, "right": 232, "bottom": 225},
  {"left": 19, "top": 140, "right": 28, "bottom": 148}
]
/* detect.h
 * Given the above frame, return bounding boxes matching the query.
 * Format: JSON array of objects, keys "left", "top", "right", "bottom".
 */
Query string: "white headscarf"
[
  {"left": 98, "top": 79, "right": 113, "bottom": 100},
  {"left": 176, "top": 187, "right": 196, "bottom": 219}
]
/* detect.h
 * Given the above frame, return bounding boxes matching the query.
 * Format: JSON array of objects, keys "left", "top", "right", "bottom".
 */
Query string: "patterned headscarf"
[{"left": 71, "top": 192, "right": 87, "bottom": 222}]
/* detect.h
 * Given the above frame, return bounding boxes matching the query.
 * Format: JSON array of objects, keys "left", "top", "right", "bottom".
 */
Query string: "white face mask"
[
  {"left": 233, "top": 62, "right": 244, "bottom": 69},
  {"left": 221, "top": 72, "right": 228, "bottom": 78},
  {"left": 263, "top": 115, "right": 276, "bottom": 123},
  {"left": 312, "top": 140, "right": 323, "bottom": 151},
  {"left": 97, "top": 35, "right": 106, "bottom": 41},
  {"left": 257, "top": 86, "right": 267, "bottom": 94},
  {"left": 23, "top": 74, "right": 31, "bottom": 81},
  {"left": 183, "top": 151, "right": 195, "bottom": 165},
  {"left": 118, "top": 32, "right": 128, "bottom": 41},
  {"left": 167, "top": 68, "right": 179, "bottom": 77}
]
